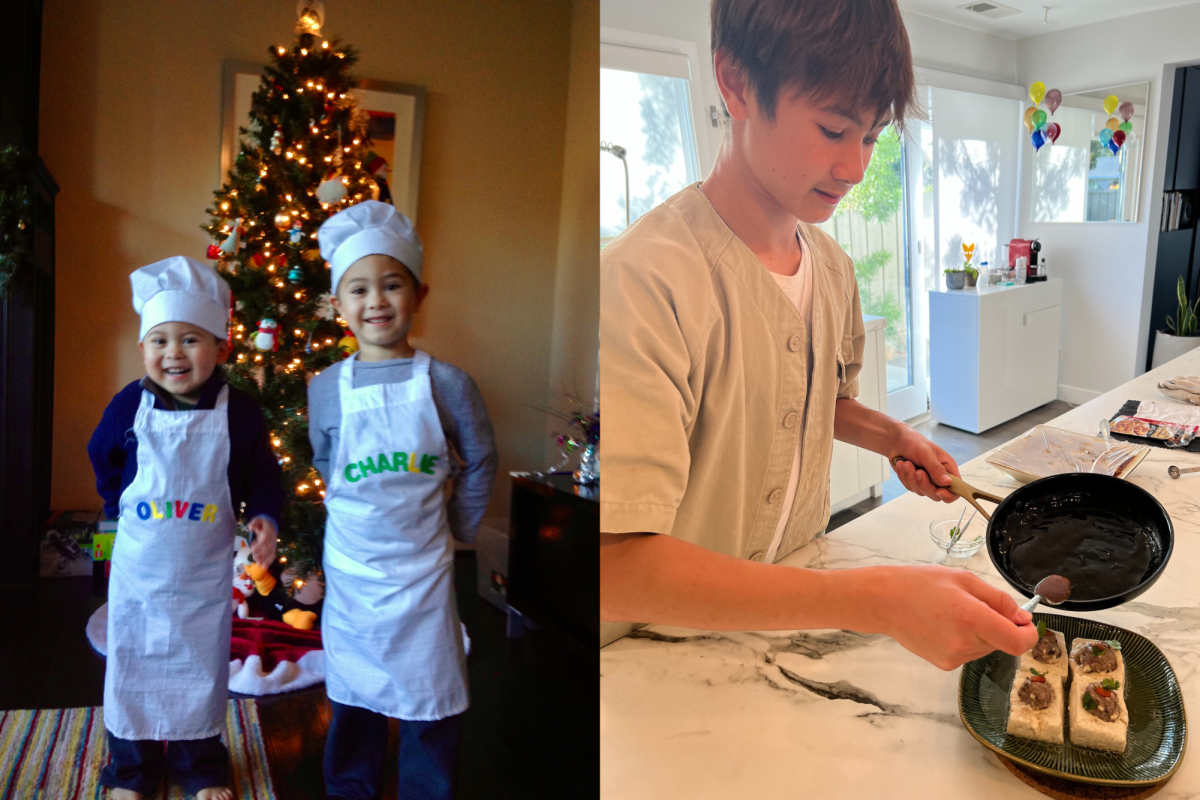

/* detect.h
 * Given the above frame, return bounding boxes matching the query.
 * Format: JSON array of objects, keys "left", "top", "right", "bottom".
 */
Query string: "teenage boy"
[{"left": 600, "top": 0, "right": 1037, "bottom": 670}]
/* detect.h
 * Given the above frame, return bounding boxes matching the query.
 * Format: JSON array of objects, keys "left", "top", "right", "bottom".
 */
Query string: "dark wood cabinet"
[
  {"left": 507, "top": 474, "right": 598, "bottom": 653},
  {"left": 0, "top": 0, "right": 56, "bottom": 587}
]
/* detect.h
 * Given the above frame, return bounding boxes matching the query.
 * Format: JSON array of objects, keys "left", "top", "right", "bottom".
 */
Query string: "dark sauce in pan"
[{"left": 996, "top": 493, "right": 1162, "bottom": 602}]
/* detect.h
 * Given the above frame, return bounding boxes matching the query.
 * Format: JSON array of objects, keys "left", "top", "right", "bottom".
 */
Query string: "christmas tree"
[{"left": 203, "top": 15, "right": 379, "bottom": 587}]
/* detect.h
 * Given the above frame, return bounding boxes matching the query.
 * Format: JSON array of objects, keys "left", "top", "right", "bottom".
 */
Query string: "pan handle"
[{"left": 889, "top": 456, "right": 1004, "bottom": 522}]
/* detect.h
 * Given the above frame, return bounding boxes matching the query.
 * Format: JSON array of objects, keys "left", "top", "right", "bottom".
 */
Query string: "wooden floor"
[
  {"left": 0, "top": 553, "right": 595, "bottom": 799},
  {"left": 827, "top": 400, "right": 1075, "bottom": 532}
]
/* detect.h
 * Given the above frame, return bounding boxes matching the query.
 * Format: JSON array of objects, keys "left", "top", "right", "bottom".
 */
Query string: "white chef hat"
[
  {"left": 317, "top": 200, "right": 423, "bottom": 292},
  {"left": 131, "top": 256, "right": 230, "bottom": 341}
]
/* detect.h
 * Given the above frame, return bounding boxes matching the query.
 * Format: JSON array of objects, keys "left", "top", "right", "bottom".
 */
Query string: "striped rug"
[{"left": 0, "top": 699, "right": 274, "bottom": 799}]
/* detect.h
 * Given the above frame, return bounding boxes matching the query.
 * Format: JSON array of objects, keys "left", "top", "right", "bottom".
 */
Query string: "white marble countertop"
[{"left": 601, "top": 349, "right": 1200, "bottom": 798}]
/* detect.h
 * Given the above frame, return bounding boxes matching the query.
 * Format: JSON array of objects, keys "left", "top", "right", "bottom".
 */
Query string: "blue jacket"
[{"left": 87, "top": 370, "right": 284, "bottom": 529}]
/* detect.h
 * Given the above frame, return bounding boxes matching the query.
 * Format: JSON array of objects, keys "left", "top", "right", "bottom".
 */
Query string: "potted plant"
[
  {"left": 943, "top": 267, "right": 966, "bottom": 290},
  {"left": 1152, "top": 276, "right": 1200, "bottom": 368},
  {"left": 962, "top": 242, "right": 978, "bottom": 287}
]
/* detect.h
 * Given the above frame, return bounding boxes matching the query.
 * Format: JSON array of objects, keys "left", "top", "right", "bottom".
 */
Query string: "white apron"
[
  {"left": 322, "top": 351, "right": 468, "bottom": 720},
  {"left": 104, "top": 385, "right": 236, "bottom": 740}
]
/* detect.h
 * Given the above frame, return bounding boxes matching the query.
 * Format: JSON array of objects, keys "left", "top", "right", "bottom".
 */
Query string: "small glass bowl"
[{"left": 930, "top": 511, "right": 987, "bottom": 558}]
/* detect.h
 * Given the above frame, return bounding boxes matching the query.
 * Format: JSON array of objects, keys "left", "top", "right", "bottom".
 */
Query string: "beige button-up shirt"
[{"left": 601, "top": 182, "right": 865, "bottom": 565}]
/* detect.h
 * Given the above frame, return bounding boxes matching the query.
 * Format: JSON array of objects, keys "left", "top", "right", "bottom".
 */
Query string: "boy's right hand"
[{"left": 868, "top": 565, "right": 1039, "bottom": 671}]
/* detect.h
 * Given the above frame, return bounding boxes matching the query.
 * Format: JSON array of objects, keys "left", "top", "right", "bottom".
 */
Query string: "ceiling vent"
[{"left": 957, "top": 1, "right": 1021, "bottom": 19}]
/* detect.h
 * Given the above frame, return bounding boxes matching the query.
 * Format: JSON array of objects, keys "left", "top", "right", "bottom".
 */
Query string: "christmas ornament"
[
  {"left": 219, "top": 218, "right": 244, "bottom": 255},
  {"left": 252, "top": 252, "right": 265, "bottom": 268},
  {"left": 288, "top": 266, "right": 304, "bottom": 283},
  {"left": 274, "top": 212, "right": 292, "bottom": 230},
  {"left": 316, "top": 175, "right": 347, "bottom": 203},
  {"left": 338, "top": 330, "right": 358, "bottom": 355},
  {"left": 302, "top": 248, "right": 322, "bottom": 261},
  {"left": 206, "top": 244, "right": 221, "bottom": 260},
  {"left": 289, "top": 220, "right": 305, "bottom": 244},
  {"left": 256, "top": 318, "right": 280, "bottom": 351},
  {"left": 271, "top": 130, "right": 283, "bottom": 155},
  {"left": 363, "top": 150, "right": 388, "bottom": 178}
]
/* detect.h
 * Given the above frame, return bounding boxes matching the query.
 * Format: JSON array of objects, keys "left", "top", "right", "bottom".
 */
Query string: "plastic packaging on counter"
[
  {"left": 987, "top": 425, "right": 1149, "bottom": 482},
  {"left": 1109, "top": 400, "right": 1200, "bottom": 448}
]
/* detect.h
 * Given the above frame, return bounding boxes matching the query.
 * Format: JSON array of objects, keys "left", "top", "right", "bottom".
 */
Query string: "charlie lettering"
[{"left": 344, "top": 451, "right": 439, "bottom": 483}]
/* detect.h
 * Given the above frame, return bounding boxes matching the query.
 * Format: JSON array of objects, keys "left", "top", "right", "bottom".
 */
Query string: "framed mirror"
[{"left": 1029, "top": 81, "right": 1147, "bottom": 223}]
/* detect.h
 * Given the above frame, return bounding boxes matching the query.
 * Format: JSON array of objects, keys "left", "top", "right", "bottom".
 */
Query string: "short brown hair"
[{"left": 711, "top": 0, "right": 922, "bottom": 131}]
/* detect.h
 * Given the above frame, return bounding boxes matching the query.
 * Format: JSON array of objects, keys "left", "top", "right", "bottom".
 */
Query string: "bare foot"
[
  {"left": 109, "top": 790, "right": 144, "bottom": 800},
  {"left": 196, "top": 788, "right": 233, "bottom": 800}
]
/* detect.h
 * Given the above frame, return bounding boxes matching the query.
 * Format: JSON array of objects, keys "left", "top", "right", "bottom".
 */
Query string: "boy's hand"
[
  {"left": 889, "top": 429, "right": 961, "bottom": 503},
  {"left": 247, "top": 517, "right": 278, "bottom": 568},
  {"left": 868, "top": 565, "right": 1038, "bottom": 671}
]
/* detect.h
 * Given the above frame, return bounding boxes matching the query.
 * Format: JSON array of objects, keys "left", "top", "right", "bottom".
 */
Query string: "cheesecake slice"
[
  {"left": 1007, "top": 670, "right": 1065, "bottom": 744},
  {"left": 1019, "top": 623, "right": 1068, "bottom": 679},
  {"left": 1069, "top": 676, "right": 1128, "bottom": 752},
  {"left": 1069, "top": 638, "right": 1125, "bottom": 685}
]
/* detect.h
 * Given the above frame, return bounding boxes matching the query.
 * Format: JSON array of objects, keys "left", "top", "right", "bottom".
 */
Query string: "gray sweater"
[{"left": 307, "top": 356, "right": 498, "bottom": 543}]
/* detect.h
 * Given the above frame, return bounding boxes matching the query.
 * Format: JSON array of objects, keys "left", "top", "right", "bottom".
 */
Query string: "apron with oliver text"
[{"left": 104, "top": 385, "right": 235, "bottom": 740}]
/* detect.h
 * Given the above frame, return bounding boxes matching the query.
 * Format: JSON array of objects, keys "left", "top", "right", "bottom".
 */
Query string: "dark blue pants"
[
  {"left": 100, "top": 732, "right": 229, "bottom": 795},
  {"left": 324, "top": 700, "right": 462, "bottom": 800}
]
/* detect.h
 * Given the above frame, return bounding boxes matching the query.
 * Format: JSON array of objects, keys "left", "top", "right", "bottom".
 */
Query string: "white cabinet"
[
  {"left": 829, "top": 315, "right": 889, "bottom": 514},
  {"left": 929, "top": 279, "right": 1062, "bottom": 434}
]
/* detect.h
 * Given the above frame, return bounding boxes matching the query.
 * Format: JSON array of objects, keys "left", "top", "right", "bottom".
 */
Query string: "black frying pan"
[{"left": 891, "top": 457, "right": 1174, "bottom": 612}]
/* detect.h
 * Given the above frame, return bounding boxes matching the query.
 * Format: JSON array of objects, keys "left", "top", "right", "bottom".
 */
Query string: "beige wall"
[
  {"left": 40, "top": 0, "right": 592, "bottom": 521},
  {"left": 548, "top": 0, "right": 600, "bottom": 412}
]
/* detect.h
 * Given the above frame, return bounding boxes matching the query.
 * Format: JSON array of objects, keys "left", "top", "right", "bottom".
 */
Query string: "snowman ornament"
[
  {"left": 289, "top": 220, "right": 304, "bottom": 244},
  {"left": 255, "top": 318, "right": 280, "bottom": 352}
]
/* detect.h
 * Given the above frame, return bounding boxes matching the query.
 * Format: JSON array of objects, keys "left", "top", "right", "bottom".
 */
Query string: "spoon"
[
  {"left": 1168, "top": 465, "right": 1200, "bottom": 478},
  {"left": 1019, "top": 574, "right": 1072, "bottom": 614}
]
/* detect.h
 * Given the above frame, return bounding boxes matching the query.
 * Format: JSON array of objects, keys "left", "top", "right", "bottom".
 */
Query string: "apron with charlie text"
[{"left": 322, "top": 351, "right": 468, "bottom": 720}]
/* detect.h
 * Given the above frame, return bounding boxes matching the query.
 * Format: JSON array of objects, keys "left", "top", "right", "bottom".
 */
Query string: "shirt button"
[
  {"left": 784, "top": 412, "right": 799, "bottom": 428},
  {"left": 749, "top": 551, "right": 765, "bottom": 562},
  {"left": 788, "top": 334, "right": 802, "bottom": 352},
  {"left": 768, "top": 489, "right": 784, "bottom": 504}
]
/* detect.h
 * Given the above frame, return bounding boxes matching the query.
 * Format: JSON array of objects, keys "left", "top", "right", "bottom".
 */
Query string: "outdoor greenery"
[{"left": 833, "top": 126, "right": 905, "bottom": 353}]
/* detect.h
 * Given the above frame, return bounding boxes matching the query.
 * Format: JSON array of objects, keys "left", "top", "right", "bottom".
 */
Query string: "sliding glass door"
[{"left": 818, "top": 125, "right": 927, "bottom": 420}]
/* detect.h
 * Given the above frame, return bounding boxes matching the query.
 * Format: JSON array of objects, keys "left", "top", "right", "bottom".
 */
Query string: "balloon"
[
  {"left": 1023, "top": 106, "right": 1037, "bottom": 133},
  {"left": 1118, "top": 101, "right": 1135, "bottom": 122},
  {"left": 1030, "top": 81, "right": 1047, "bottom": 106},
  {"left": 1044, "top": 122, "right": 1061, "bottom": 144},
  {"left": 1119, "top": 121, "right": 1133, "bottom": 134},
  {"left": 1105, "top": 117, "right": 1120, "bottom": 132},
  {"left": 1031, "top": 130, "right": 1045, "bottom": 151},
  {"left": 1033, "top": 109, "right": 1048, "bottom": 130},
  {"left": 1099, "top": 128, "right": 1113, "bottom": 145},
  {"left": 1045, "top": 88, "right": 1062, "bottom": 114},
  {"left": 1104, "top": 95, "right": 1119, "bottom": 115},
  {"left": 1108, "top": 139, "right": 1120, "bottom": 154},
  {"left": 1113, "top": 130, "right": 1126, "bottom": 147}
]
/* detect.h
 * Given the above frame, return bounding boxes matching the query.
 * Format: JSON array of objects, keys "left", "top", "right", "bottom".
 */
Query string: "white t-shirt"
[{"left": 764, "top": 229, "right": 814, "bottom": 564}]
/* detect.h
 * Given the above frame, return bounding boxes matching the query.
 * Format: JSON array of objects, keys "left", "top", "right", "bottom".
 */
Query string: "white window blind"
[{"left": 600, "top": 43, "right": 690, "bottom": 80}]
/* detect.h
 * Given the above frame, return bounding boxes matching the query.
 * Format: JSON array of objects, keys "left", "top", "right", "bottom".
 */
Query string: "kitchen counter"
[{"left": 600, "top": 349, "right": 1200, "bottom": 798}]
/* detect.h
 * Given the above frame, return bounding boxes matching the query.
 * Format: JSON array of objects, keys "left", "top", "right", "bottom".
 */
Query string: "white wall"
[{"left": 1016, "top": 4, "right": 1200, "bottom": 402}]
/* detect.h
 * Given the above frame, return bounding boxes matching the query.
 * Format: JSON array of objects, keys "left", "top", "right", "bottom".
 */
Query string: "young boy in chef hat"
[
  {"left": 87, "top": 256, "right": 284, "bottom": 800},
  {"left": 308, "top": 200, "right": 497, "bottom": 800}
]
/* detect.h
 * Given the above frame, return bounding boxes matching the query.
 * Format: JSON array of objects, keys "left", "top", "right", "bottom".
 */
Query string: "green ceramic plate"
[{"left": 959, "top": 612, "right": 1188, "bottom": 786}]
